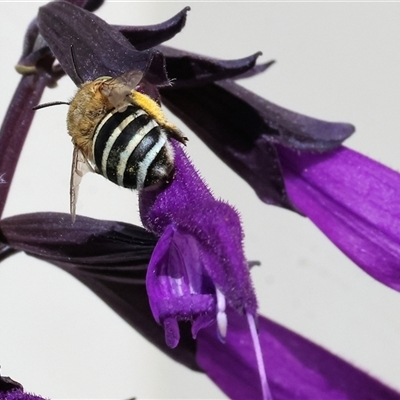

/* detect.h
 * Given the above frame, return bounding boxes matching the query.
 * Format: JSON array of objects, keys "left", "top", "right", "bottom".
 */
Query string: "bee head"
[{"left": 67, "top": 79, "right": 114, "bottom": 156}]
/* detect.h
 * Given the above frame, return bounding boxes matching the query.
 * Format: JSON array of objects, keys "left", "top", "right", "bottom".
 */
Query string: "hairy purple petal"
[
  {"left": 0, "top": 212, "right": 199, "bottom": 370},
  {"left": 0, "top": 390, "right": 48, "bottom": 400},
  {"left": 116, "top": 7, "right": 190, "bottom": 51},
  {"left": 140, "top": 144, "right": 257, "bottom": 345},
  {"left": 158, "top": 45, "right": 264, "bottom": 88},
  {"left": 37, "top": 2, "right": 168, "bottom": 86},
  {"left": 147, "top": 225, "right": 215, "bottom": 347},
  {"left": 279, "top": 146, "right": 400, "bottom": 292},
  {"left": 197, "top": 309, "right": 400, "bottom": 400},
  {"left": 161, "top": 80, "right": 354, "bottom": 210}
]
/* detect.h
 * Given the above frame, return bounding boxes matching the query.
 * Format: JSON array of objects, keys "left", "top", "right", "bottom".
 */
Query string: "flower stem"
[{"left": 0, "top": 72, "right": 50, "bottom": 217}]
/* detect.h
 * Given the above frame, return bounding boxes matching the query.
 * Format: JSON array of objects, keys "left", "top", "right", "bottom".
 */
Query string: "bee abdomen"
[{"left": 93, "top": 105, "right": 174, "bottom": 190}]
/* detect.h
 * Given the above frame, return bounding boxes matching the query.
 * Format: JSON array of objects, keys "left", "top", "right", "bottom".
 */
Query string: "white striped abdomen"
[{"left": 92, "top": 105, "right": 174, "bottom": 190}]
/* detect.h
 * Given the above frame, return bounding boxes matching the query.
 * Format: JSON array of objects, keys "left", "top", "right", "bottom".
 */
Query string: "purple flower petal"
[
  {"left": 116, "top": 7, "right": 190, "bottom": 51},
  {"left": 158, "top": 45, "right": 264, "bottom": 88},
  {"left": 160, "top": 80, "right": 354, "bottom": 211},
  {"left": 0, "top": 212, "right": 199, "bottom": 370},
  {"left": 37, "top": 2, "right": 168, "bottom": 86},
  {"left": 197, "top": 309, "right": 400, "bottom": 400},
  {"left": 147, "top": 224, "right": 215, "bottom": 347},
  {"left": 279, "top": 145, "right": 400, "bottom": 292}
]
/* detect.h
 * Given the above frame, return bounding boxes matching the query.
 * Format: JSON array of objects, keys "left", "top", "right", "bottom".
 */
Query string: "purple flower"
[
  {"left": 138, "top": 141, "right": 268, "bottom": 396},
  {"left": 161, "top": 72, "right": 400, "bottom": 293},
  {"left": 2, "top": 212, "right": 400, "bottom": 399},
  {"left": 1, "top": 1, "right": 400, "bottom": 399}
]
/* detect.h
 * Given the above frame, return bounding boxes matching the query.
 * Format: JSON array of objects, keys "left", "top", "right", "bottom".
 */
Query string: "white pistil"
[
  {"left": 246, "top": 312, "right": 273, "bottom": 400},
  {"left": 216, "top": 288, "right": 227, "bottom": 340}
]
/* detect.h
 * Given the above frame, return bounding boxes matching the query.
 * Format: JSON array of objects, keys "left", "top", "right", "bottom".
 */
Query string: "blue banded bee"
[{"left": 35, "top": 70, "right": 187, "bottom": 221}]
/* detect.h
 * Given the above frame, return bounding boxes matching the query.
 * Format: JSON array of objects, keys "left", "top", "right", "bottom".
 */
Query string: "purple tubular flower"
[
  {"left": 0, "top": 212, "right": 199, "bottom": 370},
  {"left": 139, "top": 143, "right": 257, "bottom": 347},
  {"left": 160, "top": 77, "right": 400, "bottom": 292},
  {"left": 3, "top": 1, "right": 394, "bottom": 398},
  {"left": 160, "top": 77, "right": 355, "bottom": 211},
  {"left": 3, "top": 214, "right": 400, "bottom": 399}
]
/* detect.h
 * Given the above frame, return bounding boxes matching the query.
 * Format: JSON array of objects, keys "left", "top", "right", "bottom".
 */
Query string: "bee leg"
[{"left": 131, "top": 91, "right": 188, "bottom": 145}]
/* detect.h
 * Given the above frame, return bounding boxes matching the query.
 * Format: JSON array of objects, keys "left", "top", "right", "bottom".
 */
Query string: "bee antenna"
[
  {"left": 33, "top": 101, "right": 70, "bottom": 111},
  {"left": 70, "top": 45, "right": 84, "bottom": 84}
]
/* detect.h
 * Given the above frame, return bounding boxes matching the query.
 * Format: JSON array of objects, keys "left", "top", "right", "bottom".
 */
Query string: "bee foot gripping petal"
[{"left": 131, "top": 90, "right": 187, "bottom": 144}]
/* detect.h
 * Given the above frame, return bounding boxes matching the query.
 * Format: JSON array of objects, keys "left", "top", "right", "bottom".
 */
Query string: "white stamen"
[
  {"left": 246, "top": 312, "right": 273, "bottom": 400},
  {"left": 216, "top": 289, "right": 227, "bottom": 340}
]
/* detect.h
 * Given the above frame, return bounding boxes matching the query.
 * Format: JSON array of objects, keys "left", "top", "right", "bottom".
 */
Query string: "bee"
[{"left": 35, "top": 70, "right": 187, "bottom": 221}]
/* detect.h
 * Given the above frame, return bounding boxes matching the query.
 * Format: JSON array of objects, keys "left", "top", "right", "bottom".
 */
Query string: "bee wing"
[
  {"left": 70, "top": 146, "right": 94, "bottom": 222},
  {"left": 113, "top": 70, "right": 144, "bottom": 88},
  {"left": 101, "top": 71, "right": 144, "bottom": 111}
]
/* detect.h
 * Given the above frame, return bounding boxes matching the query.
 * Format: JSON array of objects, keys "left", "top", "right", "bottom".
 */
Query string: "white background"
[{"left": 1, "top": 1, "right": 400, "bottom": 399}]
